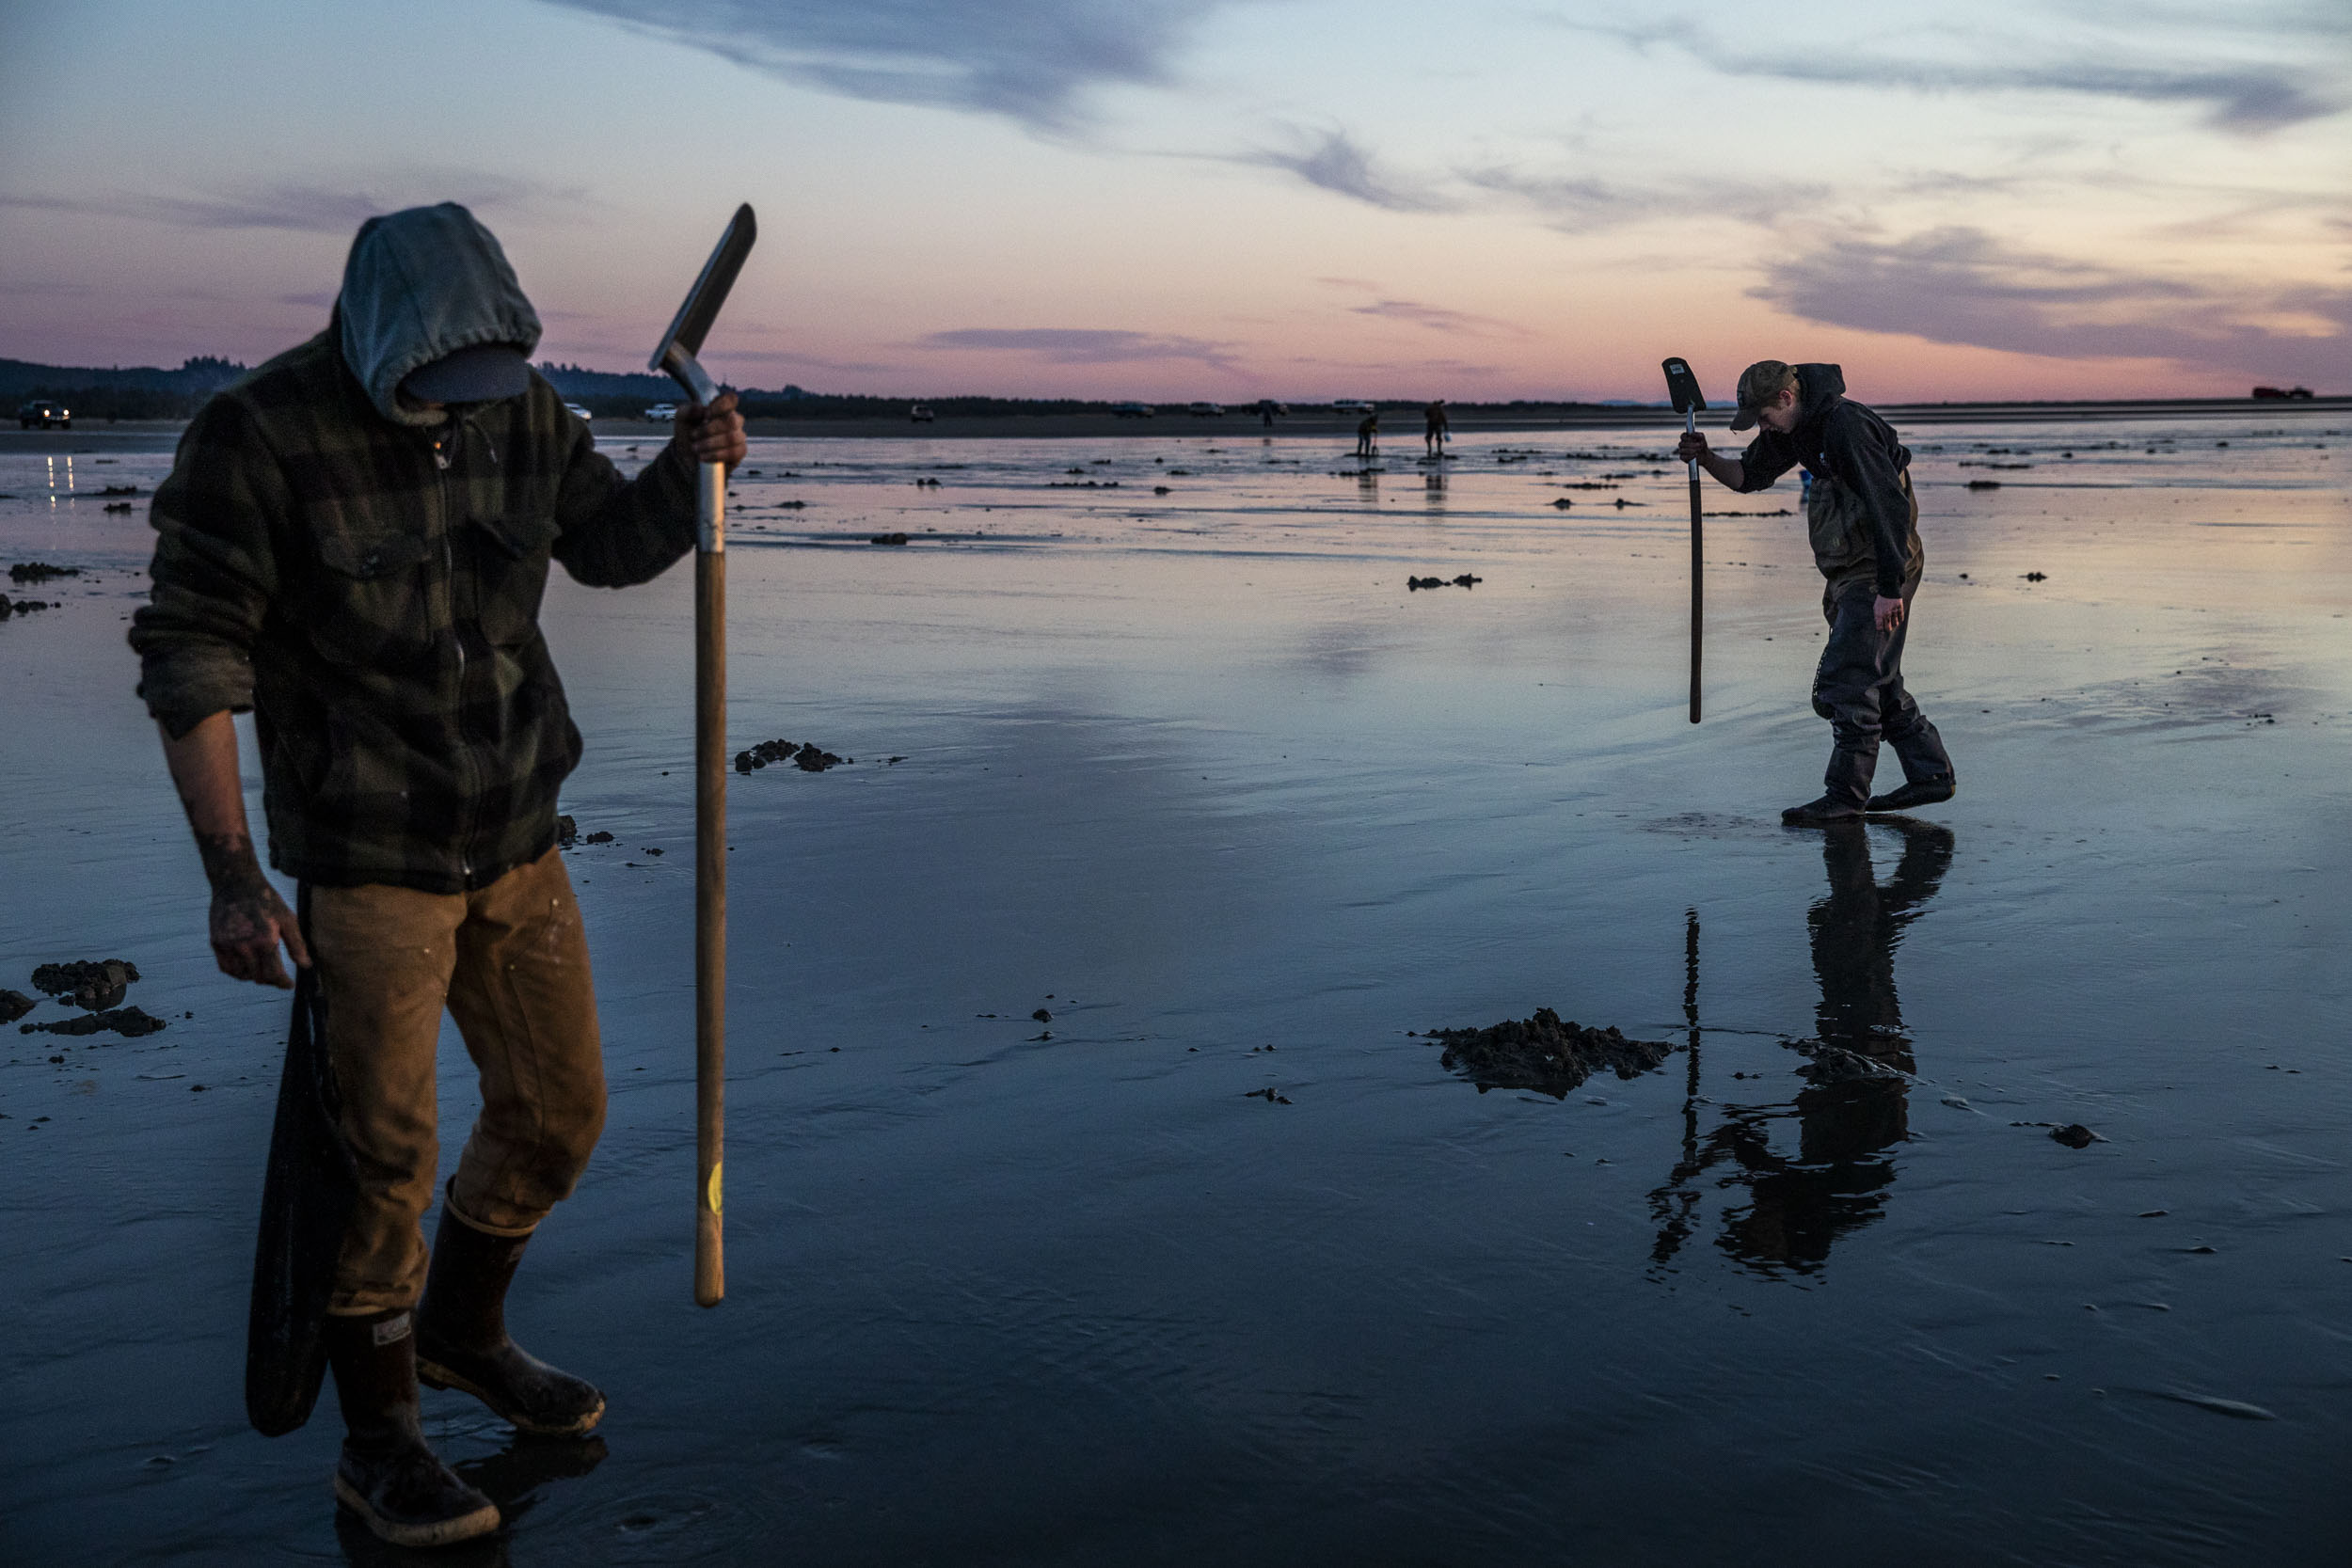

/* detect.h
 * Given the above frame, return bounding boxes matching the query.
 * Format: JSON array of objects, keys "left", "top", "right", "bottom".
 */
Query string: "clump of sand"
[{"left": 1421, "top": 1007, "right": 1672, "bottom": 1098}]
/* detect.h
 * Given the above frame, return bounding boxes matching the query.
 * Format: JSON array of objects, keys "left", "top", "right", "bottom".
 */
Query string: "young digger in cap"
[
  {"left": 131, "top": 203, "right": 745, "bottom": 1547},
  {"left": 1677, "top": 361, "right": 1955, "bottom": 825}
]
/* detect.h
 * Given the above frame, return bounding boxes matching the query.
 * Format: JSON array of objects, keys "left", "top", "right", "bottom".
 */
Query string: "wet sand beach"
[{"left": 3, "top": 410, "right": 2350, "bottom": 1563}]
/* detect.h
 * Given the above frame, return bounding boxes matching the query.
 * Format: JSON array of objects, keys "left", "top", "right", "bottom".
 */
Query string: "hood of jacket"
[
  {"left": 1792, "top": 362, "right": 1847, "bottom": 437},
  {"left": 336, "top": 203, "right": 542, "bottom": 429}
]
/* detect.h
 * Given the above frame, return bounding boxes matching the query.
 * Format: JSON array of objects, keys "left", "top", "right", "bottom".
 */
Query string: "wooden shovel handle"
[{"left": 694, "top": 459, "right": 726, "bottom": 1307}]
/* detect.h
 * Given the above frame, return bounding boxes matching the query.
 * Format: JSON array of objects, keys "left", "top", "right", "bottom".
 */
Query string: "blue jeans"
[{"left": 1812, "top": 582, "right": 1952, "bottom": 807}]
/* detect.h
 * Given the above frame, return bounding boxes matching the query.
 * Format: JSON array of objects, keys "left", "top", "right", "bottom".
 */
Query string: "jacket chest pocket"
[
  {"left": 1805, "top": 474, "right": 1867, "bottom": 575},
  {"left": 467, "top": 511, "right": 561, "bottom": 647},
  {"left": 310, "top": 526, "right": 438, "bottom": 671}
]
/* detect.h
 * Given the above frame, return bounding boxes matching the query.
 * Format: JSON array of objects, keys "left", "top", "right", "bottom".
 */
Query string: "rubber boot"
[
  {"left": 326, "top": 1309, "right": 501, "bottom": 1548},
  {"left": 416, "top": 1202, "right": 606, "bottom": 1437},
  {"left": 1781, "top": 795, "right": 1865, "bottom": 826},
  {"left": 1866, "top": 774, "right": 1956, "bottom": 813},
  {"left": 1788, "top": 741, "right": 1875, "bottom": 824}
]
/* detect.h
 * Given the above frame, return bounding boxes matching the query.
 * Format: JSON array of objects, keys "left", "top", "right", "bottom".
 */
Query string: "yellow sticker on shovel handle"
[{"left": 706, "top": 1161, "right": 723, "bottom": 1215}]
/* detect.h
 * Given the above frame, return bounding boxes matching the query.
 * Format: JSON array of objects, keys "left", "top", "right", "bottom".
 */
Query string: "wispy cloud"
[
  {"left": 1755, "top": 226, "right": 2351, "bottom": 381},
  {"left": 0, "top": 173, "right": 586, "bottom": 233},
  {"left": 1463, "top": 166, "right": 1828, "bottom": 231},
  {"left": 1740, "top": 55, "right": 2336, "bottom": 133},
  {"left": 1242, "top": 126, "right": 1452, "bottom": 213},
  {"left": 720, "top": 346, "right": 901, "bottom": 375},
  {"left": 1346, "top": 298, "right": 1528, "bottom": 338},
  {"left": 1275, "top": 350, "right": 1511, "bottom": 380},
  {"left": 1592, "top": 18, "right": 2344, "bottom": 133},
  {"left": 545, "top": 0, "right": 1247, "bottom": 132},
  {"left": 2052, "top": 0, "right": 2352, "bottom": 47},
  {"left": 1245, "top": 138, "right": 1817, "bottom": 231},
  {"left": 919, "top": 326, "right": 1240, "bottom": 368}
]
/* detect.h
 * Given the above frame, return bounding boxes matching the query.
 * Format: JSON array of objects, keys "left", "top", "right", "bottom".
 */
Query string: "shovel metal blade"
[
  {"left": 1661, "top": 357, "right": 1707, "bottom": 415},
  {"left": 650, "top": 203, "right": 758, "bottom": 402}
]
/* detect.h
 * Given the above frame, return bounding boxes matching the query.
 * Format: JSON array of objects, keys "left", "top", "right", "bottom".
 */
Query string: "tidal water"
[{"left": 3, "top": 411, "right": 2349, "bottom": 1564}]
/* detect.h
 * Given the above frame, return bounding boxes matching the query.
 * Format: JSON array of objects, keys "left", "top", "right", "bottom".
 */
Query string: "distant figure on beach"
[
  {"left": 130, "top": 203, "right": 744, "bottom": 1548},
  {"left": 1423, "top": 399, "right": 1448, "bottom": 456},
  {"left": 1356, "top": 411, "right": 1379, "bottom": 459},
  {"left": 1678, "top": 361, "right": 1955, "bottom": 825}
]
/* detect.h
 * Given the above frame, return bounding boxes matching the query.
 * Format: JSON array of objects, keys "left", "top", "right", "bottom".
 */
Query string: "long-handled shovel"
[
  {"left": 1661, "top": 358, "right": 1706, "bottom": 723},
  {"left": 649, "top": 203, "right": 756, "bottom": 1307}
]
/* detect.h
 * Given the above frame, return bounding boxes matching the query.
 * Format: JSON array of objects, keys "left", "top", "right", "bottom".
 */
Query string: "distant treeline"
[
  {"left": 535, "top": 365, "right": 1146, "bottom": 421},
  {"left": 8, "top": 353, "right": 1668, "bottom": 423},
  {"left": 2, "top": 356, "right": 249, "bottom": 420}
]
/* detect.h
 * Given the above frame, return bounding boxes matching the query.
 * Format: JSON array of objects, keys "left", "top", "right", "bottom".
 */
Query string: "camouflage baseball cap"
[{"left": 1726, "top": 359, "right": 1797, "bottom": 431}]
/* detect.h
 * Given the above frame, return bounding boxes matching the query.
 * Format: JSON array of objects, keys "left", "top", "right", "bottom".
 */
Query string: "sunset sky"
[{"left": 2, "top": 0, "right": 2344, "bottom": 402}]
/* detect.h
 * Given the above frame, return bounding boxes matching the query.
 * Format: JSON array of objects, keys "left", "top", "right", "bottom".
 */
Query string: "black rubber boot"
[
  {"left": 326, "top": 1309, "right": 501, "bottom": 1548},
  {"left": 1782, "top": 795, "right": 1866, "bottom": 827},
  {"left": 416, "top": 1203, "right": 606, "bottom": 1437},
  {"left": 1866, "top": 775, "right": 1956, "bottom": 813}
]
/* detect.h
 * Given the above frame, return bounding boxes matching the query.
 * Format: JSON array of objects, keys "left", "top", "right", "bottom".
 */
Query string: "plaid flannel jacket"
[{"left": 132, "top": 330, "right": 696, "bottom": 892}]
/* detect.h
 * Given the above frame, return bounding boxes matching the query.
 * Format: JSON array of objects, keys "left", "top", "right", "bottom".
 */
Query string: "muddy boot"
[
  {"left": 326, "top": 1309, "right": 501, "bottom": 1548},
  {"left": 1866, "top": 775, "right": 1956, "bottom": 813},
  {"left": 416, "top": 1204, "right": 606, "bottom": 1437}
]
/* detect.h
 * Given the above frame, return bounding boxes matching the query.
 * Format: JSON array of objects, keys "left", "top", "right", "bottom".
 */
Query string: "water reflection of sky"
[{"left": 3, "top": 408, "right": 2351, "bottom": 1563}]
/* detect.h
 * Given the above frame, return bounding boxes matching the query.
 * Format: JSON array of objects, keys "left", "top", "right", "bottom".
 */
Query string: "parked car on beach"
[
  {"left": 17, "top": 399, "right": 72, "bottom": 430},
  {"left": 564, "top": 403, "right": 593, "bottom": 422},
  {"left": 910, "top": 404, "right": 935, "bottom": 423},
  {"left": 1186, "top": 402, "right": 1223, "bottom": 417},
  {"left": 1110, "top": 401, "right": 1155, "bottom": 419},
  {"left": 1332, "top": 399, "right": 1374, "bottom": 414},
  {"left": 2252, "top": 386, "right": 2314, "bottom": 399}
]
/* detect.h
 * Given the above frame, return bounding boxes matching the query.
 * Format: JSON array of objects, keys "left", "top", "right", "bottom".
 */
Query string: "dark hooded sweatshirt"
[
  {"left": 1733, "top": 362, "right": 1918, "bottom": 601},
  {"left": 131, "top": 203, "right": 697, "bottom": 893}
]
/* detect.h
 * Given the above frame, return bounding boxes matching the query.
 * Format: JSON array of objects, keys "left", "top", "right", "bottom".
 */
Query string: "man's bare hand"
[
  {"left": 1677, "top": 432, "right": 1743, "bottom": 490},
  {"left": 194, "top": 828, "right": 310, "bottom": 987},
  {"left": 162, "top": 714, "right": 311, "bottom": 990},
  {"left": 1874, "top": 594, "right": 1906, "bottom": 634},
  {"left": 675, "top": 390, "right": 747, "bottom": 472},
  {"left": 211, "top": 880, "right": 310, "bottom": 989}
]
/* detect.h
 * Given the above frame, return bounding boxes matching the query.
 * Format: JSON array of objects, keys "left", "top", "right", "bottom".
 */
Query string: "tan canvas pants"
[{"left": 306, "top": 848, "right": 605, "bottom": 1315}]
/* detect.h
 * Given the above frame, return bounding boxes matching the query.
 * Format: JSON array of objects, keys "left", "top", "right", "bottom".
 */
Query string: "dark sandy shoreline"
[{"left": 7, "top": 396, "right": 2344, "bottom": 452}]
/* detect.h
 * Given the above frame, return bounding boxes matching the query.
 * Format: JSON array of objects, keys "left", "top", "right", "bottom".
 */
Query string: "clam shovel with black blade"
[
  {"left": 649, "top": 202, "right": 756, "bottom": 1307},
  {"left": 1661, "top": 357, "right": 1706, "bottom": 723}
]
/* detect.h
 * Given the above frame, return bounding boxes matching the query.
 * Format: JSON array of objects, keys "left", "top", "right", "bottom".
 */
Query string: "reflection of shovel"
[
  {"left": 1661, "top": 358, "right": 1706, "bottom": 723},
  {"left": 1646, "top": 909, "right": 1706, "bottom": 1268},
  {"left": 648, "top": 203, "right": 756, "bottom": 1308}
]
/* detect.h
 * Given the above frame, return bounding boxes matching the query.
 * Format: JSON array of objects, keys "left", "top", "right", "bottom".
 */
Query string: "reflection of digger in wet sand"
[{"left": 1649, "top": 817, "right": 1954, "bottom": 1275}]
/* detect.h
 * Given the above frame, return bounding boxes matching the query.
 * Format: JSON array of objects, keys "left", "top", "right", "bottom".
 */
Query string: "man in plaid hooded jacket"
[{"left": 132, "top": 203, "right": 744, "bottom": 1549}]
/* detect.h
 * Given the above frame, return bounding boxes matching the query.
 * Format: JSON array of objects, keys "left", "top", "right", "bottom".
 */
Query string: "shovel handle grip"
[{"left": 694, "top": 459, "right": 726, "bottom": 1307}]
